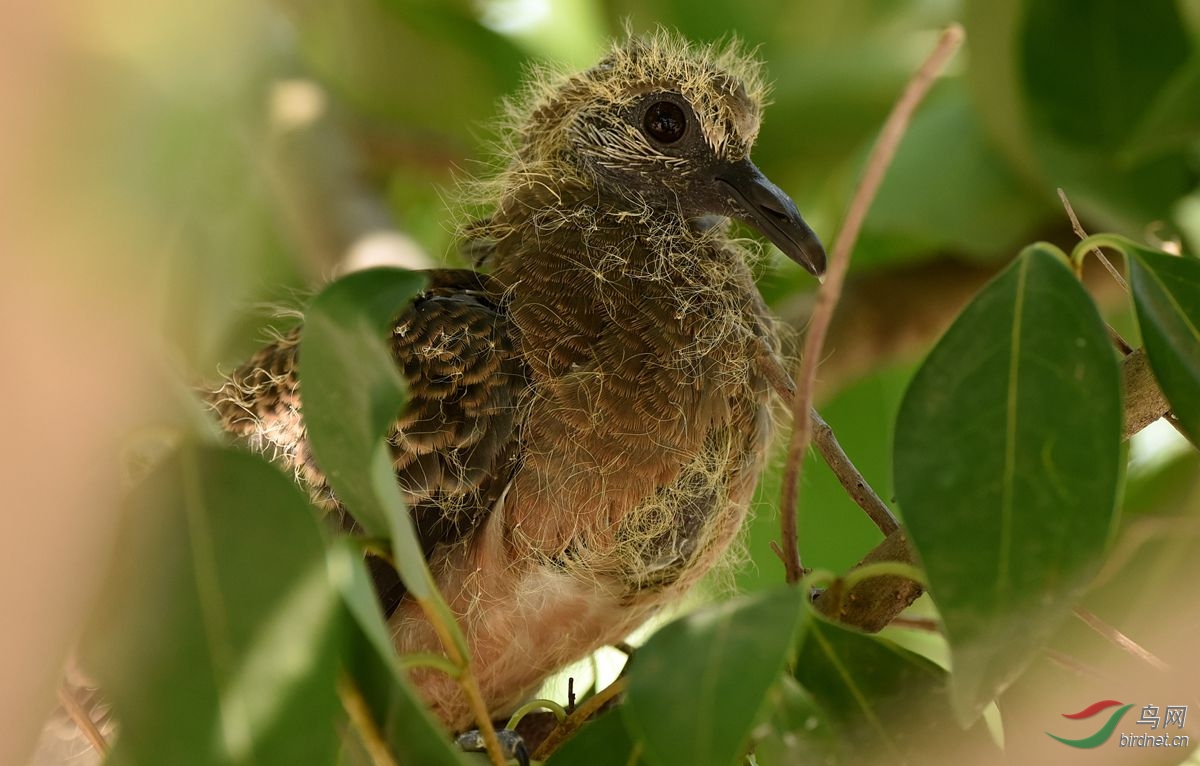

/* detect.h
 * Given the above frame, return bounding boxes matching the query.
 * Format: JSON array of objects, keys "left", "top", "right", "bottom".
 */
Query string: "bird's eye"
[{"left": 643, "top": 101, "right": 687, "bottom": 144}]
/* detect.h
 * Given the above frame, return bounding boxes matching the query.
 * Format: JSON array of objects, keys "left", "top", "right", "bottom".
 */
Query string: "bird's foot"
[{"left": 455, "top": 728, "right": 529, "bottom": 766}]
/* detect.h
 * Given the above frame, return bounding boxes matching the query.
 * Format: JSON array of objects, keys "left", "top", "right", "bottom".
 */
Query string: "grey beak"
[{"left": 713, "top": 158, "right": 826, "bottom": 277}]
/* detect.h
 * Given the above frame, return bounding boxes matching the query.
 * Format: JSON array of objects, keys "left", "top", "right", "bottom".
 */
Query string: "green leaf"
[
  {"left": 622, "top": 587, "right": 807, "bottom": 766},
  {"left": 893, "top": 245, "right": 1122, "bottom": 722},
  {"left": 80, "top": 444, "right": 344, "bottom": 766},
  {"left": 965, "top": 0, "right": 1198, "bottom": 232},
  {"left": 1130, "top": 248, "right": 1200, "bottom": 442},
  {"left": 546, "top": 710, "right": 642, "bottom": 766},
  {"left": 750, "top": 676, "right": 839, "bottom": 765},
  {"left": 1086, "top": 234, "right": 1200, "bottom": 441},
  {"left": 792, "top": 617, "right": 998, "bottom": 764},
  {"left": 1020, "top": 0, "right": 1191, "bottom": 151},
  {"left": 298, "top": 267, "right": 434, "bottom": 595},
  {"left": 865, "top": 84, "right": 1052, "bottom": 259},
  {"left": 293, "top": 0, "right": 524, "bottom": 144},
  {"left": 1124, "top": 55, "right": 1200, "bottom": 161},
  {"left": 327, "top": 540, "right": 467, "bottom": 766}
]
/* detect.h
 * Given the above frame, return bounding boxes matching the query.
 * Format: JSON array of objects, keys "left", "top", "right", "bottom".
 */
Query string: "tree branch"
[
  {"left": 1122, "top": 348, "right": 1171, "bottom": 439},
  {"left": 779, "top": 24, "right": 964, "bottom": 583}
]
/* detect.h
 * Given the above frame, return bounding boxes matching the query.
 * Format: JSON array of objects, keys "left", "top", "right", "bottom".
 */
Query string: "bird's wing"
[{"left": 209, "top": 269, "right": 527, "bottom": 611}]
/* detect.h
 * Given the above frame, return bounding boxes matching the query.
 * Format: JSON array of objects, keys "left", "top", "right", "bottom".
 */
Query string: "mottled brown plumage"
[{"left": 209, "top": 32, "right": 824, "bottom": 730}]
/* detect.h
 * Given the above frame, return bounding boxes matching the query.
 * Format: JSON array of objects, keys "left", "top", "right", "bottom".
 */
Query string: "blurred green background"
[{"left": 6, "top": 0, "right": 1200, "bottom": 763}]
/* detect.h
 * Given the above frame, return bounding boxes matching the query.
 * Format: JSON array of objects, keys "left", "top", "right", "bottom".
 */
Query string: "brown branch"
[
  {"left": 888, "top": 616, "right": 940, "bottom": 632},
  {"left": 810, "top": 528, "right": 924, "bottom": 631},
  {"left": 809, "top": 409, "right": 900, "bottom": 535},
  {"left": 531, "top": 677, "right": 628, "bottom": 761},
  {"left": 779, "top": 24, "right": 965, "bottom": 583},
  {"left": 1122, "top": 348, "right": 1171, "bottom": 439},
  {"left": 419, "top": 602, "right": 507, "bottom": 766}
]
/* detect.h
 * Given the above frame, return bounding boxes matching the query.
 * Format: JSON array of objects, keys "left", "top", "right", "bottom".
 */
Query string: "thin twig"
[
  {"left": 780, "top": 24, "right": 965, "bottom": 583},
  {"left": 1042, "top": 648, "right": 1113, "bottom": 684},
  {"left": 810, "top": 409, "right": 900, "bottom": 535},
  {"left": 755, "top": 341, "right": 899, "bottom": 537},
  {"left": 1073, "top": 606, "right": 1170, "bottom": 672},
  {"left": 1106, "top": 324, "right": 1134, "bottom": 355},
  {"left": 768, "top": 539, "right": 787, "bottom": 566},
  {"left": 1058, "top": 188, "right": 1129, "bottom": 290},
  {"left": 532, "top": 677, "right": 628, "bottom": 761},
  {"left": 338, "top": 673, "right": 400, "bottom": 766},
  {"left": 58, "top": 683, "right": 108, "bottom": 756}
]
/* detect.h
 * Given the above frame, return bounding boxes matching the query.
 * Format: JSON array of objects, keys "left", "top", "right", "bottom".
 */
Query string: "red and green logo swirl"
[{"left": 1046, "top": 700, "right": 1134, "bottom": 748}]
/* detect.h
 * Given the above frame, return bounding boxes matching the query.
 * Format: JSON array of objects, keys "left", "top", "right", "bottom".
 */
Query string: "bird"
[{"left": 209, "top": 31, "right": 825, "bottom": 733}]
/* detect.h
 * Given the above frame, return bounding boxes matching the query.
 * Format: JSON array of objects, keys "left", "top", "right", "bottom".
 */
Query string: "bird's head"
[{"left": 505, "top": 32, "right": 826, "bottom": 276}]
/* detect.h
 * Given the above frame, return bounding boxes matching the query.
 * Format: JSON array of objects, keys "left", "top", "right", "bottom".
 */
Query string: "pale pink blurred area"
[
  {"left": 0, "top": 2, "right": 410, "bottom": 760},
  {"left": 0, "top": 3, "right": 167, "bottom": 763}
]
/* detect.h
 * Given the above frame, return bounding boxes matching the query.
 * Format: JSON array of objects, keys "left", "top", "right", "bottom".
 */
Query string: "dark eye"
[{"left": 643, "top": 101, "right": 687, "bottom": 144}]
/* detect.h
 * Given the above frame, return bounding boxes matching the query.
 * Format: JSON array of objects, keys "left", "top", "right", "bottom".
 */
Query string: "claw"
[{"left": 455, "top": 728, "right": 529, "bottom": 766}]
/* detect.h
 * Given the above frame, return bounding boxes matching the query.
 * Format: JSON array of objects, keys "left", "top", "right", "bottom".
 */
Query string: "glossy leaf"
[
  {"left": 965, "top": 0, "right": 1197, "bottom": 230},
  {"left": 546, "top": 710, "right": 641, "bottom": 766},
  {"left": 1125, "top": 55, "right": 1200, "bottom": 161},
  {"left": 294, "top": 0, "right": 524, "bottom": 144},
  {"left": 793, "top": 617, "right": 998, "bottom": 764},
  {"left": 298, "top": 267, "right": 433, "bottom": 594},
  {"left": 894, "top": 245, "right": 1121, "bottom": 722},
  {"left": 623, "top": 586, "right": 807, "bottom": 766},
  {"left": 750, "top": 675, "right": 839, "bottom": 765},
  {"left": 1087, "top": 234, "right": 1200, "bottom": 441},
  {"left": 1020, "top": 0, "right": 1190, "bottom": 150},
  {"left": 80, "top": 445, "right": 344, "bottom": 766},
  {"left": 865, "top": 83, "right": 1052, "bottom": 260}
]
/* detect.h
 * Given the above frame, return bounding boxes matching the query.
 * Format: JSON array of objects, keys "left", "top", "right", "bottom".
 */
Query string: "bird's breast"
[{"left": 496, "top": 258, "right": 774, "bottom": 595}]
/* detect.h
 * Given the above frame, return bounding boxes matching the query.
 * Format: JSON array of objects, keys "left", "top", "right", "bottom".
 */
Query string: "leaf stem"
[{"left": 506, "top": 698, "right": 569, "bottom": 730}]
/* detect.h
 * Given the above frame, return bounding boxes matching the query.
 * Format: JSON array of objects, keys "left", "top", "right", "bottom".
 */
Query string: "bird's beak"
[{"left": 711, "top": 158, "right": 826, "bottom": 277}]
